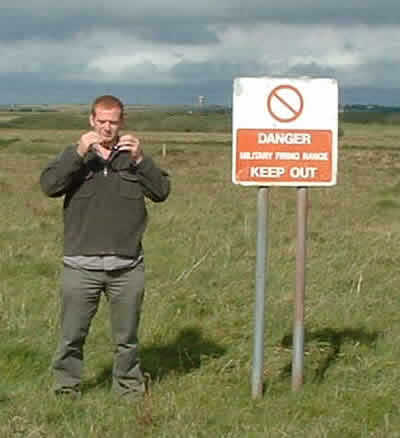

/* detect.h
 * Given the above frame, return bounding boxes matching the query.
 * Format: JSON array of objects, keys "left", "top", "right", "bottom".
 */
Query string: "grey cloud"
[
  {"left": 2, "top": 1, "right": 400, "bottom": 46},
  {"left": 170, "top": 59, "right": 339, "bottom": 86},
  {"left": 286, "top": 62, "right": 337, "bottom": 78},
  {"left": 1, "top": 1, "right": 400, "bottom": 106},
  {"left": 0, "top": 10, "right": 82, "bottom": 42},
  {"left": 133, "top": 25, "right": 219, "bottom": 45},
  {"left": 170, "top": 60, "right": 267, "bottom": 83},
  {"left": 0, "top": 11, "right": 219, "bottom": 45},
  {"left": 87, "top": 62, "right": 169, "bottom": 85},
  {"left": 356, "top": 60, "right": 400, "bottom": 88},
  {"left": 227, "top": 1, "right": 400, "bottom": 26}
]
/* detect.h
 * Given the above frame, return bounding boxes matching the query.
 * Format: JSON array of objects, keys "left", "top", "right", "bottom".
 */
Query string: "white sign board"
[{"left": 232, "top": 77, "right": 338, "bottom": 187}]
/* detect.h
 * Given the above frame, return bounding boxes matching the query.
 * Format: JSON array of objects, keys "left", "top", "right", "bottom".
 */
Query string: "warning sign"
[{"left": 232, "top": 77, "right": 338, "bottom": 187}]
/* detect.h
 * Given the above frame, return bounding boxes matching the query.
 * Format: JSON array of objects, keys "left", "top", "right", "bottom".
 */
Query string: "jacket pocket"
[
  {"left": 119, "top": 172, "right": 143, "bottom": 199},
  {"left": 74, "top": 173, "right": 95, "bottom": 199}
]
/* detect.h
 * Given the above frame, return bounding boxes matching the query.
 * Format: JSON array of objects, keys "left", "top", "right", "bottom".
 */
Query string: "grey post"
[
  {"left": 252, "top": 187, "right": 269, "bottom": 398},
  {"left": 292, "top": 187, "right": 308, "bottom": 391}
]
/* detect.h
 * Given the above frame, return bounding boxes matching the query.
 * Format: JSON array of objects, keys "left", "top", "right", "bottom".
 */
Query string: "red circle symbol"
[{"left": 267, "top": 85, "right": 304, "bottom": 123}]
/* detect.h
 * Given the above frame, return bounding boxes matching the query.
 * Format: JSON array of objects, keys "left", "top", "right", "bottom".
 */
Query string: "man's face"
[{"left": 89, "top": 105, "right": 123, "bottom": 146}]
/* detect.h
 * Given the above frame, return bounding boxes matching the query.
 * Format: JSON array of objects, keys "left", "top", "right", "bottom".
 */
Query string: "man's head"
[
  {"left": 89, "top": 95, "right": 124, "bottom": 147},
  {"left": 90, "top": 95, "right": 124, "bottom": 119}
]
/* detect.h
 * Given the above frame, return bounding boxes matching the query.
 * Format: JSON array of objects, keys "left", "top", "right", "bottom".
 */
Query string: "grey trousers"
[{"left": 52, "top": 262, "right": 145, "bottom": 396}]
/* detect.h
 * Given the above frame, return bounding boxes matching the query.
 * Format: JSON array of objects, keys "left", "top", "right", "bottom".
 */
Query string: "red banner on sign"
[{"left": 235, "top": 129, "right": 333, "bottom": 185}]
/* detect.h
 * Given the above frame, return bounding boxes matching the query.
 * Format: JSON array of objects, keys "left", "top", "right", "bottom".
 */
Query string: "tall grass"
[{"left": 0, "top": 118, "right": 399, "bottom": 437}]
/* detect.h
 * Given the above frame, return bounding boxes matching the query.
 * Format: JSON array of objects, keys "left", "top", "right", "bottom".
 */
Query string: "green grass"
[
  {"left": 0, "top": 137, "right": 20, "bottom": 151},
  {"left": 0, "top": 118, "right": 400, "bottom": 437},
  {"left": 0, "top": 106, "right": 231, "bottom": 132},
  {"left": 339, "top": 110, "right": 400, "bottom": 125}
]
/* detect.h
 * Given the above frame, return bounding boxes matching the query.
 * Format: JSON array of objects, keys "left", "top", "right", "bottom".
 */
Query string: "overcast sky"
[{"left": 1, "top": 1, "right": 400, "bottom": 105}]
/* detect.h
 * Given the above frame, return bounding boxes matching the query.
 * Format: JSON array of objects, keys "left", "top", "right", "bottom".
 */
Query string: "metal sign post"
[
  {"left": 252, "top": 187, "right": 269, "bottom": 399},
  {"left": 292, "top": 187, "right": 308, "bottom": 390}
]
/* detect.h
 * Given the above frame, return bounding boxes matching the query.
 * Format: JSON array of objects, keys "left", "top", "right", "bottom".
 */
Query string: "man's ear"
[
  {"left": 119, "top": 116, "right": 124, "bottom": 128},
  {"left": 89, "top": 114, "right": 95, "bottom": 128}
]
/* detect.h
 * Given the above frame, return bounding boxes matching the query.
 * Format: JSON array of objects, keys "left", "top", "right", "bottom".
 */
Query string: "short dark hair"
[{"left": 91, "top": 95, "right": 124, "bottom": 118}]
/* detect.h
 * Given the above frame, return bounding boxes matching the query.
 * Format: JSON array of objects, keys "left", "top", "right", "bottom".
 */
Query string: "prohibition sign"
[{"left": 267, "top": 84, "right": 304, "bottom": 123}]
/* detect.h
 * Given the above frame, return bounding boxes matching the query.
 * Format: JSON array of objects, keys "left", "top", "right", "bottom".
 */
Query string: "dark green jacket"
[{"left": 40, "top": 145, "right": 170, "bottom": 257}]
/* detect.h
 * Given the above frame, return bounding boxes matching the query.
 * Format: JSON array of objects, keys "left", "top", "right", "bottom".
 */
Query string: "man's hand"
[
  {"left": 77, "top": 131, "right": 102, "bottom": 157},
  {"left": 117, "top": 134, "right": 143, "bottom": 164}
]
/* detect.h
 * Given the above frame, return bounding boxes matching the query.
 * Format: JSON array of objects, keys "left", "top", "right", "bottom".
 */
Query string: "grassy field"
[{"left": 0, "top": 112, "right": 399, "bottom": 437}]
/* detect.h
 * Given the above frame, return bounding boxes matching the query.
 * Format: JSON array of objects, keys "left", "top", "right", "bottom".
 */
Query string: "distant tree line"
[
  {"left": 1, "top": 104, "right": 400, "bottom": 132},
  {"left": 342, "top": 104, "right": 400, "bottom": 113}
]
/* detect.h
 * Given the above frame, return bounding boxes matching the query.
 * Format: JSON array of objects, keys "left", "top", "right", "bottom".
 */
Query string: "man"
[{"left": 40, "top": 95, "right": 170, "bottom": 399}]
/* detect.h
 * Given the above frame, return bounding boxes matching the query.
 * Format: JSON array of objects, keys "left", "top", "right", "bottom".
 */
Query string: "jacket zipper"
[{"left": 103, "top": 144, "right": 121, "bottom": 177}]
